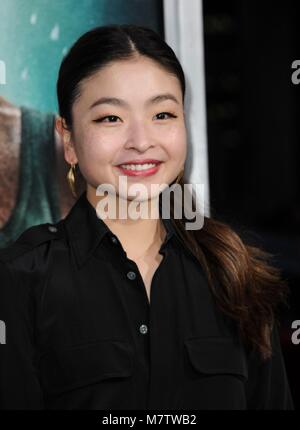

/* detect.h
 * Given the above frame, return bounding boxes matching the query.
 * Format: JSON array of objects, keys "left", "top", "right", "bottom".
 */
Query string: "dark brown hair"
[{"left": 56, "top": 24, "right": 288, "bottom": 360}]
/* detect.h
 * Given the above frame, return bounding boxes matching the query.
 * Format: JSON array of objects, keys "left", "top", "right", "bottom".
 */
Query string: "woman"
[{"left": 0, "top": 24, "right": 294, "bottom": 410}]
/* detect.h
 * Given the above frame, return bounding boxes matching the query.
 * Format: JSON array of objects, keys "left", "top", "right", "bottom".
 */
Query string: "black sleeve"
[
  {"left": 0, "top": 260, "right": 44, "bottom": 409},
  {"left": 245, "top": 323, "right": 294, "bottom": 409}
]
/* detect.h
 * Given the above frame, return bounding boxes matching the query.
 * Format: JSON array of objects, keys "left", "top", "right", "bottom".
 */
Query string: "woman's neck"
[{"left": 86, "top": 188, "right": 166, "bottom": 260}]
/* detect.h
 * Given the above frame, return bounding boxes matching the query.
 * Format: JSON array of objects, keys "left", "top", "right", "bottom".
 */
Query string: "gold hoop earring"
[
  {"left": 67, "top": 163, "right": 77, "bottom": 198},
  {"left": 175, "top": 168, "right": 184, "bottom": 184}
]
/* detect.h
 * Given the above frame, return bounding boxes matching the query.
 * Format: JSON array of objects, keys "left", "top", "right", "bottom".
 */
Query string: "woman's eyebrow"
[{"left": 89, "top": 93, "right": 179, "bottom": 110}]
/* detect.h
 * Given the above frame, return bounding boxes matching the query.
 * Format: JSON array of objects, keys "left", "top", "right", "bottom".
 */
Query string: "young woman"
[{"left": 0, "top": 24, "right": 293, "bottom": 410}]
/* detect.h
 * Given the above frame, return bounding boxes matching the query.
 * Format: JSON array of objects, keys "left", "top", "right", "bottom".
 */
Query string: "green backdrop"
[{"left": 0, "top": 0, "right": 163, "bottom": 113}]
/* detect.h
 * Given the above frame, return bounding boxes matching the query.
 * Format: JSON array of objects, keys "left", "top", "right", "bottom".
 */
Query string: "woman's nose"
[{"left": 124, "top": 121, "right": 154, "bottom": 152}]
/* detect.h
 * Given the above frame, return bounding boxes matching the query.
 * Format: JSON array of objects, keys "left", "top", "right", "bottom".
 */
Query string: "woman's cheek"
[{"left": 167, "top": 129, "right": 187, "bottom": 159}]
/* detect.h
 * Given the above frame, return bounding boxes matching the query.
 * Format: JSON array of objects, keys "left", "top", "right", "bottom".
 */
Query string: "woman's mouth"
[{"left": 116, "top": 162, "right": 162, "bottom": 177}]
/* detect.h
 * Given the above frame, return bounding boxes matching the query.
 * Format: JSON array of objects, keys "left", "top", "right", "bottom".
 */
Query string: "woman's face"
[{"left": 62, "top": 55, "right": 187, "bottom": 203}]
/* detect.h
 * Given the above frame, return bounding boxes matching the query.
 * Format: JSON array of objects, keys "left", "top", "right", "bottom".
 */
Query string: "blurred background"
[{"left": 0, "top": 0, "right": 299, "bottom": 408}]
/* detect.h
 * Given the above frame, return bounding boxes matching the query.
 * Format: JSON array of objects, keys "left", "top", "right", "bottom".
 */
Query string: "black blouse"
[{"left": 0, "top": 191, "right": 294, "bottom": 409}]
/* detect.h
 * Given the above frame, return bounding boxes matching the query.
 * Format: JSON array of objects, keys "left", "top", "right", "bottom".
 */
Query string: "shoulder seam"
[{"left": 0, "top": 220, "right": 65, "bottom": 263}]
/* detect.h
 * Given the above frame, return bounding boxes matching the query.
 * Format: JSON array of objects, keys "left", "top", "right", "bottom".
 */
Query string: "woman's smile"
[{"left": 115, "top": 161, "right": 163, "bottom": 177}]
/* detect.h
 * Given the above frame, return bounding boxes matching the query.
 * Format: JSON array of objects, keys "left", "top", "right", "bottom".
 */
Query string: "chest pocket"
[
  {"left": 184, "top": 336, "right": 248, "bottom": 380},
  {"left": 182, "top": 336, "right": 248, "bottom": 409},
  {"left": 39, "top": 339, "right": 134, "bottom": 396}
]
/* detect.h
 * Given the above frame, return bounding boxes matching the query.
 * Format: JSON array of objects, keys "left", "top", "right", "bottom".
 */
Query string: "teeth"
[{"left": 119, "top": 163, "right": 157, "bottom": 171}]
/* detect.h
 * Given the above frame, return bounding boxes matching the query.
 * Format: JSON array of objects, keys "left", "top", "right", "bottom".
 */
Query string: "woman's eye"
[
  {"left": 93, "top": 115, "right": 120, "bottom": 123},
  {"left": 155, "top": 112, "right": 177, "bottom": 120}
]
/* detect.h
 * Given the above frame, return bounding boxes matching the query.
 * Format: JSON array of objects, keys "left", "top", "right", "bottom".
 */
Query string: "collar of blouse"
[{"left": 63, "top": 190, "right": 192, "bottom": 269}]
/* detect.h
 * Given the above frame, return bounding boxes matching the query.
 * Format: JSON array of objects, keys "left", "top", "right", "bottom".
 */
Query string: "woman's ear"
[
  {"left": 55, "top": 116, "right": 70, "bottom": 142},
  {"left": 55, "top": 115, "right": 77, "bottom": 164}
]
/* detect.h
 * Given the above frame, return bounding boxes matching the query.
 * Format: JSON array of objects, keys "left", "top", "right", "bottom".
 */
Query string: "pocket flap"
[
  {"left": 40, "top": 339, "right": 134, "bottom": 395},
  {"left": 184, "top": 337, "right": 248, "bottom": 380}
]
